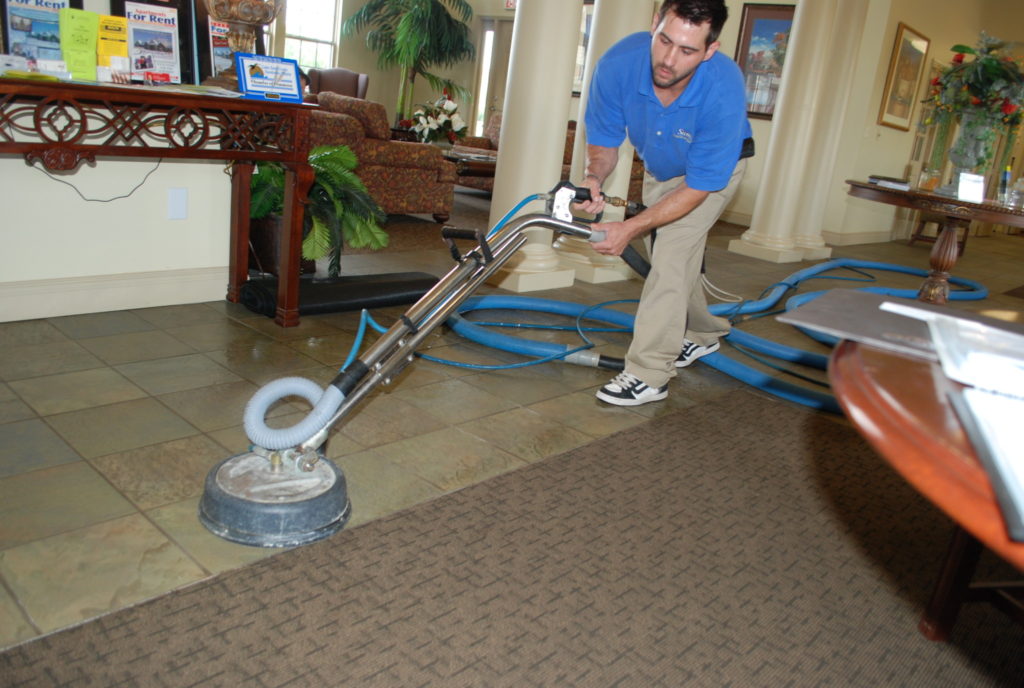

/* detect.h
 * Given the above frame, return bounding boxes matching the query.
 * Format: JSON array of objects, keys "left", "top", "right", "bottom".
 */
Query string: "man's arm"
[
  {"left": 577, "top": 144, "right": 620, "bottom": 215},
  {"left": 591, "top": 183, "right": 710, "bottom": 257}
]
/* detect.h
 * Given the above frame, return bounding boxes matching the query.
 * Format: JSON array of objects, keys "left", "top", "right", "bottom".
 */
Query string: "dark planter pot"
[{"left": 248, "top": 215, "right": 316, "bottom": 277}]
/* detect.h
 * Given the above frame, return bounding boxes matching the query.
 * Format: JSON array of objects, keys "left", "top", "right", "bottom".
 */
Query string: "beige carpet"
[{"left": 2, "top": 389, "right": 1021, "bottom": 687}]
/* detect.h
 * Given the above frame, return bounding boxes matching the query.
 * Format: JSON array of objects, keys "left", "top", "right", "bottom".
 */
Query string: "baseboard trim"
[
  {"left": 820, "top": 229, "right": 893, "bottom": 246},
  {"left": 0, "top": 267, "right": 229, "bottom": 322}
]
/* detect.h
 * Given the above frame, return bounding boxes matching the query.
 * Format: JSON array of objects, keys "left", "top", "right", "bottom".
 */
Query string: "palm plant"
[
  {"left": 341, "top": 0, "right": 476, "bottom": 124},
  {"left": 250, "top": 145, "right": 388, "bottom": 277}
]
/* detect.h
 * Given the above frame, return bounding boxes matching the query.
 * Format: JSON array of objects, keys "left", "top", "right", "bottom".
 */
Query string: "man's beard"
[{"left": 651, "top": 63, "right": 696, "bottom": 89}]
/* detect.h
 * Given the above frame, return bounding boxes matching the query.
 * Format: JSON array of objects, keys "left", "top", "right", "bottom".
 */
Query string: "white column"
[
  {"left": 486, "top": 0, "right": 582, "bottom": 292},
  {"left": 728, "top": 0, "right": 869, "bottom": 263},
  {"left": 554, "top": 0, "right": 654, "bottom": 283}
]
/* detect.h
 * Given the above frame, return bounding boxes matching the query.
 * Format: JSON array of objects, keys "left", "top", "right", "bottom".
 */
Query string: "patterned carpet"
[{"left": 2, "top": 389, "right": 1022, "bottom": 687}]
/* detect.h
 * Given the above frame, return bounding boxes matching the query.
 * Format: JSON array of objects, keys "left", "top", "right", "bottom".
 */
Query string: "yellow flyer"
[
  {"left": 58, "top": 8, "right": 99, "bottom": 81},
  {"left": 98, "top": 15, "right": 129, "bottom": 65}
]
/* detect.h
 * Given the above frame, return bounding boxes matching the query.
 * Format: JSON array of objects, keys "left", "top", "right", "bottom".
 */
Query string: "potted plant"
[
  {"left": 340, "top": 0, "right": 476, "bottom": 124},
  {"left": 402, "top": 90, "right": 468, "bottom": 145},
  {"left": 250, "top": 145, "right": 388, "bottom": 277},
  {"left": 925, "top": 33, "right": 1024, "bottom": 182}
]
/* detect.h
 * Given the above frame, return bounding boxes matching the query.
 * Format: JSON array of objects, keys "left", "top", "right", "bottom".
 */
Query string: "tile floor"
[{"left": 1, "top": 193, "right": 1022, "bottom": 650}]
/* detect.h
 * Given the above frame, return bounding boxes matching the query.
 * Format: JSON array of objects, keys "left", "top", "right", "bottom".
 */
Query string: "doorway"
[{"left": 473, "top": 18, "right": 514, "bottom": 136}]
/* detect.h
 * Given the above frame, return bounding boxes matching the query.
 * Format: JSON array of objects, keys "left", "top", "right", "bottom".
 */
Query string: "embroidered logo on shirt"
[{"left": 673, "top": 128, "right": 693, "bottom": 143}]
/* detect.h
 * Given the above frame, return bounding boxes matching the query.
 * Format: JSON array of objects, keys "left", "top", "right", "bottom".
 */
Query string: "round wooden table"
[{"left": 830, "top": 340, "right": 1024, "bottom": 639}]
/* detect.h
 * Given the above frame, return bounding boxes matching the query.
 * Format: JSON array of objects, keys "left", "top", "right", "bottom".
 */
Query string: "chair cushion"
[
  {"left": 484, "top": 113, "right": 502, "bottom": 148},
  {"left": 316, "top": 93, "right": 392, "bottom": 140}
]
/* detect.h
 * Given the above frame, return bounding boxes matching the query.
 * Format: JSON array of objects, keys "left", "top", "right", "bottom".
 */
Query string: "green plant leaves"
[
  {"left": 340, "top": 0, "right": 476, "bottom": 119},
  {"left": 249, "top": 144, "right": 388, "bottom": 275}
]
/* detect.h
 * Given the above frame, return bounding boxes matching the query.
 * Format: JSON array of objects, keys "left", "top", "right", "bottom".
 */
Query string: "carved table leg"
[
  {"left": 916, "top": 217, "right": 966, "bottom": 305},
  {"left": 275, "top": 162, "right": 314, "bottom": 327},
  {"left": 227, "top": 162, "right": 254, "bottom": 303}
]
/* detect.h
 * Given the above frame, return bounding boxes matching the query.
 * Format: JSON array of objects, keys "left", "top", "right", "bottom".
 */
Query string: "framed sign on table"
[
  {"left": 878, "top": 22, "right": 930, "bottom": 131},
  {"left": 734, "top": 3, "right": 795, "bottom": 120}
]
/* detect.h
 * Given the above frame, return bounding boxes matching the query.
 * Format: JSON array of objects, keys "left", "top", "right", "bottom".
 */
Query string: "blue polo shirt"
[{"left": 585, "top": 31, "right": 752, "bottom": 191}]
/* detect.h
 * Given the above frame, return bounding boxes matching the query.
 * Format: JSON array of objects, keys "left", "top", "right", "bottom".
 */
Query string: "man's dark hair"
[{"left": 657, "top": 0, "right": 729, "bottom": 45}]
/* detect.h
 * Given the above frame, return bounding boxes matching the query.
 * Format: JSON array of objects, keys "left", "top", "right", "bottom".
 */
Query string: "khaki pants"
[{"left": 625, "top": 159, "right": 746, "bottom": 388}]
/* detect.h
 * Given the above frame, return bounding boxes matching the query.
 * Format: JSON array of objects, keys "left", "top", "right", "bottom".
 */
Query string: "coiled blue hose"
[{"left": 443, "top": 259, "right": 987, "bottom": 413}]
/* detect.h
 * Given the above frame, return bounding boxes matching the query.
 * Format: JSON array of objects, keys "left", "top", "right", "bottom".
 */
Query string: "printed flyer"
[
  {"left": 208, "top": 17, "right": 229, "bottom": 76},
  {"left": 4, "top": 0, "right": 73, "bottom": 62},
  {"left": 96, "top": 14, "right": 130, "bottom": 82},
  {"left": 124, "top": 0, "right": 180, "bottom": 83}
]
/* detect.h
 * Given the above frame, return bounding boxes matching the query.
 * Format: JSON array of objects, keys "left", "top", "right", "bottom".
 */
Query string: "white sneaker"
[
  {"left": 675, "top": 339, "right": 720, "bottom": 368},
  {"left": 596, "top": 372, "right": 668, "bottom": 406}
]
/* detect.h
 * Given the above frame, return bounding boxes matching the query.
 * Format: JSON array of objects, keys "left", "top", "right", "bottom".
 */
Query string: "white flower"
[
  {"left": 442, "top": 98, "right": 458, "bottom": 113},
  {"left": 450, "top": 113, "right": 466, "bottom": 131},
  {"left": 437, "top": 113, "right": 449, "bottom": 125},
  {"left": 426, "top": 116, "right": 439, "bottom": 130}
]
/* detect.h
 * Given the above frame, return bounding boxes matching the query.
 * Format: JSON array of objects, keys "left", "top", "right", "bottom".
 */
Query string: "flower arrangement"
[
  {"left": 927, "top": 33, "right": 1024, "bottom": 129},
  {"left": 399, "top": 91, "right": 467, "bottom": 144},
  {"left": 926, "top": 33, "right": 1024, "bottom": 174}
]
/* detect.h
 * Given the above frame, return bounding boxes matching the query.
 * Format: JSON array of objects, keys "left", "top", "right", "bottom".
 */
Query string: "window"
[
  {"left": 474, "top": 25, "right": 495, "bottom": 135},
  {"left": 268, "top": 0, "right": 342, "bottom": 70}
]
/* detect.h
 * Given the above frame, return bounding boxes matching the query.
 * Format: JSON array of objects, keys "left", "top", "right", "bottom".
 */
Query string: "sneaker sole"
[
  {"left": 595, "top": 388, "right": 668, "bottom": 406},
  {"left": 675, "top": 343, "right": 720, "bottom": 368}
]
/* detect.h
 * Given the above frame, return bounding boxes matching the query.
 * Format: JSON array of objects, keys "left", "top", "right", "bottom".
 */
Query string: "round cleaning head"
[{"left": 199, "top": 450, "right": 350, "bottom": 547}]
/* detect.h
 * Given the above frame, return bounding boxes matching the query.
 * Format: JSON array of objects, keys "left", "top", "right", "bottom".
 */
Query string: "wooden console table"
[
  {"left": 845, "top": 180, "right": 1024, "bottom": 304},
  {"left": 0, "top": 77, "right": 312, "bottom": 327},
  {"left": 830, "top": 341, "right": 1024, "bottom": 640}
]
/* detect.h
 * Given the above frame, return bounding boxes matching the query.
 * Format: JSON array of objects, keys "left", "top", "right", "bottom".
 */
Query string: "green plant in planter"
[
  {"left": 341, "top": 0, "right": 475, "bottom": 124},
  {"left": 250, "top": 145, "right": 388, "bottom": 277}
]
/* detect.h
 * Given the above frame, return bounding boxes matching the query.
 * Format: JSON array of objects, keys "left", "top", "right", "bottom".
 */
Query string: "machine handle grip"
[
  {"left": 552, "top": 180, "right": 646, "bottom": 216},
  {"left": 441, "top": 228, "right": 483, "bottom": 241}
]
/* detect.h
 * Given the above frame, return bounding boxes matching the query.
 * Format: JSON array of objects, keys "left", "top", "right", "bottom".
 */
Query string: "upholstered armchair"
[
  {"left": 307, "top": 92, "right": 457, "bottom": 223},
  {"left": 307, "top": 67, "right": 369, "bottom": 99}
]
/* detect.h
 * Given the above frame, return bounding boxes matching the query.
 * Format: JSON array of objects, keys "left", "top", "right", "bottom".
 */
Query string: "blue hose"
[{"left": 443, "top": 258, "right": 988, "bottom": 413}]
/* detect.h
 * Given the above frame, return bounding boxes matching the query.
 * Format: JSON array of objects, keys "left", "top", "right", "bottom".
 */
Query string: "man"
[{"left": 579, "top": 0, "right": 753, "bottom": 406}]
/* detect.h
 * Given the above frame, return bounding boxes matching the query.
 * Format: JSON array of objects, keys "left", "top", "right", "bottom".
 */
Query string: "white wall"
[{"left": 0, "top": 157, "right": 231, "bottom": 321}]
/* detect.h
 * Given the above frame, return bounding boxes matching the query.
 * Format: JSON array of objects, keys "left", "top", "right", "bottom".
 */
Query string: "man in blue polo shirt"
[{"left": 579, "top": 0, "right": 752, "bottom": 406}]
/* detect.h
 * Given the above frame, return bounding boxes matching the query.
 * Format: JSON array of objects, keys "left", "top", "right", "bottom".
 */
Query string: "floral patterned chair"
[
  {"left": 451, "top": 115, "right": 644, "bottom": 206},
  {"left": 307, "top": 92, "right": 456, "bottom": 223}
]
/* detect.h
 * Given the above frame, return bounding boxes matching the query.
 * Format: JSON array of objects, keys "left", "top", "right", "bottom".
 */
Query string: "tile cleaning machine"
[{"left": 199, "top": 183, "right": 639, "bottom": 547}]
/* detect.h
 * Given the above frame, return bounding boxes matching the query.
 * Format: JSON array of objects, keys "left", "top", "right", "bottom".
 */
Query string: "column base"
[
  {"left": 798, "top": 245, "right": 833, "bottom": 261},
  {"left": 556, "top": 256, "right": 635, "bottom": 283},
  {"left": 487, "top": 266, "right": 577, "bottom": 292},
  {"left": 728, "top": 238, "right": 832, "bottom": 263}
]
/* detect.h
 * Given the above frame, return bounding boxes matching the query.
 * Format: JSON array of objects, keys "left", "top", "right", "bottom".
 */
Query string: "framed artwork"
[
  {"left": 878, "top": 22, "right": 930, "bottom": 131},
  {"left": 734, "top": 3, "right": 795, "bottom": 120}
]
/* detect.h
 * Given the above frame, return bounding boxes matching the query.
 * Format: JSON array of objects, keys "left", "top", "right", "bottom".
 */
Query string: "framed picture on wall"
[
  {"left": 878, "top": 22, "right": 930, "bottom": 131},
  {"left": 734, "top": 3, "right": 795, "bottom": 120}
]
